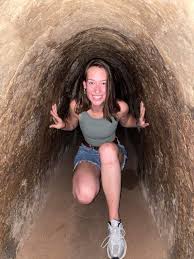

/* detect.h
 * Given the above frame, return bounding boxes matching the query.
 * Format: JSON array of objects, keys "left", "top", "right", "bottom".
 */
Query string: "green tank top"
[{"left": 79, "top": 111, "right": 118, "bottom": 147}]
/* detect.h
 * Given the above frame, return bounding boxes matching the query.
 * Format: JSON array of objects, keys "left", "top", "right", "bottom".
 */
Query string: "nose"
[{"left": 93, "top": 84, "right": 101, "bottom": 93}]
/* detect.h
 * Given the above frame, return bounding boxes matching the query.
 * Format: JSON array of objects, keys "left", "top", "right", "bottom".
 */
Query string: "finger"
[
  {"left": 50, "top": 110, "right": 60, "bottom": 120},
  {"left": 51, "top": 104, "right": 58, "bottom": 116},
  {"left": 49, "top": 124, "right": 58, "bottom": 129},
  {"left": 140, "top": 102, "right": 145, "bottom": 118},
  {"left": 50, "top": 105, "right": 55, "bottom": 115},
  {"left": 140, "top": 106, "right": 145, "bottom": 118},
  {"left": 54, "top": 104, "right": 58, "bottom": 114},
  {"left": 50, "top": 110, "right": 56, "bottom": 119},
  {"left": 142, "top": 123, "right": 149, "bottom": 128},
  {"left": 51, "top": 104, "right": 56, "bottom": 112},
  {"left": 51, "top": 105, "right": 58, "bottom": 117},
  {"left": 52, "top": 117, "right": 58, "bottom": 124}
]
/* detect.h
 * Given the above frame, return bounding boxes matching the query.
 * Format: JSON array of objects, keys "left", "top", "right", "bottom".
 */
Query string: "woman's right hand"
[{"left": 49, "top": 104, "right": 66, "bottom": 129}]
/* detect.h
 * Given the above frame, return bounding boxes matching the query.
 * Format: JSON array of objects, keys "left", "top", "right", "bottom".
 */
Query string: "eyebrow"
[{"left": 87, "top": 79, "right": 107, "bottom": 81}]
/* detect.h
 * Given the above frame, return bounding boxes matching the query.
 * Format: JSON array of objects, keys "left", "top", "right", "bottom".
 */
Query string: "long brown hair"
[{"left": 75, "top": 59, "right": 120, "bottom": 121}]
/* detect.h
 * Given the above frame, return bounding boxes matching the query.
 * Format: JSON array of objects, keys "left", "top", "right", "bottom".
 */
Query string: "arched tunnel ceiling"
[
  {"left": 0, "top": 26, "right": 185, "bottom": 162},
  {"left": 0, "top": 1, "right": 193, "bottom": 258},
  {"left": 0, "top": 0, "right": 193, "bottom": 107}
]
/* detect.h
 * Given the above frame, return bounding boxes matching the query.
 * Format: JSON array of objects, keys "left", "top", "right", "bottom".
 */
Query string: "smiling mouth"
[{"left": 92, "top": 95, "right": 103, "bottom": 99}]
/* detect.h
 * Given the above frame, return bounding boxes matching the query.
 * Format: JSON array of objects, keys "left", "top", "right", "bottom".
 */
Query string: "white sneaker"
[{"left": 101, "top": 219, "right": 127, "bottom": 259}]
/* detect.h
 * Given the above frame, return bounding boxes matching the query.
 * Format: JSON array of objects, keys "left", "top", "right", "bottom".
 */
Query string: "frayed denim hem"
[
  {"left": 121, "top": 153, "right": 128, "bottom": 171},
  {"left": 73, "top": 160, "right": 101, "bottom": 172}
]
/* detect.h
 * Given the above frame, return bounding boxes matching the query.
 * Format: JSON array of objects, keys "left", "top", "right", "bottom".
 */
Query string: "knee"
[
  {"left": 99, "top": 143, "right": 118, "bottom": 163},
  {"left": 73, "top": 185, "right": 97, "bottom": 205}
]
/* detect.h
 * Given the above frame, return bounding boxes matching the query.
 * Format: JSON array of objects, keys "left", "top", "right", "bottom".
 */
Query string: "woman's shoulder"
[
  {"left": 116, "top": 100, "right": 129, "bottom": 113},
  {"left": 69, "top": 99, "right": 79, "bottom": 118},
  {"left": 115, "top": 100, "right": 129, "bottom": 119},
  {"left": 70, "top": 99, "right": 77, "bottom": 109}
]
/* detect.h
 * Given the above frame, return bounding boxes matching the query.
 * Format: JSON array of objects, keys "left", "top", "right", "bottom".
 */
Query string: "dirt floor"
[{"left": 16, "top": 143, "right": 167, "bottom": 259}]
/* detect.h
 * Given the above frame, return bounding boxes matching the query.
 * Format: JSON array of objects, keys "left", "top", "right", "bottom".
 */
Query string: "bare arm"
[
  {"left": 117, "top": 100, "right": 149, "bottom": 129},
  {"left": 49, "top": 99, "right": 79, "bottom": 131}
]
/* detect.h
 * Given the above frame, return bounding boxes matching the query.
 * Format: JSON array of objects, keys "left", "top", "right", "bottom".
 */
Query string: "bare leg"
[
  {"left": 72, "top": 162, "right": 100, "bottom": 204},
  {"left": 99, "top": 143, "right": 123, "bottom": 221}
]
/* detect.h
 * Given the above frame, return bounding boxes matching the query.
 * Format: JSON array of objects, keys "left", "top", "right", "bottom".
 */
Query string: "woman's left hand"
[{"left": 137, "top": 101, "right": 149, "bottom": 128}]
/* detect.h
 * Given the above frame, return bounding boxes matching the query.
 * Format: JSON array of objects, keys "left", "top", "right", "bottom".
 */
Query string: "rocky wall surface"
[{"left": 0, "top": 0, "right": 193, "bottom": 258}]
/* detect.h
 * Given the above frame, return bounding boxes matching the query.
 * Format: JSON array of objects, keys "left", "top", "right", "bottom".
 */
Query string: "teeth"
[{"left": 93, "top": 96, "right": 102, "bottom": 99}]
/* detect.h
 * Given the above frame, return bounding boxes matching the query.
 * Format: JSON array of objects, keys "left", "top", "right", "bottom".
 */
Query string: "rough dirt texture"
[{"left": 0, "top": 1, "right": 193, "bottom": 259}]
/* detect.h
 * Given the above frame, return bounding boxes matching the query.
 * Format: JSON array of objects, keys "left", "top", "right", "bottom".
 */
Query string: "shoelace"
[{"left": 101, "top": 225, "right": 126, "bottom": 249}]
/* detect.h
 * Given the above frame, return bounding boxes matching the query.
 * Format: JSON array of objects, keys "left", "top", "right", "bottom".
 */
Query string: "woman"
[{"left": 50, "top": 59, "right": 149, "bottom": 259}]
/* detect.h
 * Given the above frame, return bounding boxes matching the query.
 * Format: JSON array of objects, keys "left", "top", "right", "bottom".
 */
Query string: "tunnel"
[{"left": 0, "top": 1, "right": 193, "bottom": 259}]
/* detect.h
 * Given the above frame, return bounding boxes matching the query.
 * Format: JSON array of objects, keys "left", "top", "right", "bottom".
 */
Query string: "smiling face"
[{"left": 83, "top": 66, "right": 107, "bottom": 109}]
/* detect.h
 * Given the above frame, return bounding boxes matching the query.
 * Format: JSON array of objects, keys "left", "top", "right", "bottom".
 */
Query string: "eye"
[{"left": 88, "top": 81, "right": 94, "bottom": 85}]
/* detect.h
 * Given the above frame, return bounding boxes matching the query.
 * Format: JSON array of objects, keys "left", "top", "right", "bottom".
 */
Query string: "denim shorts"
[{"left": 73, "top": 139, "right": 128, "bottom": 171}]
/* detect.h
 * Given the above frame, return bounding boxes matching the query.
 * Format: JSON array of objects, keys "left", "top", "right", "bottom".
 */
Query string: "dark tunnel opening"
[
  {"left": 45, "top": 27, "right": 176, "bottom": 180},
  {"left": 46, "top": 29, "right": 149, "bottom": 187}
]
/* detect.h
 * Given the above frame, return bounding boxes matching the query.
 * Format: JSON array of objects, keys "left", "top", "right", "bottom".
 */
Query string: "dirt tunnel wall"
[{"left": 0, "top": 1, "right": 193, "bottom": 258}]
